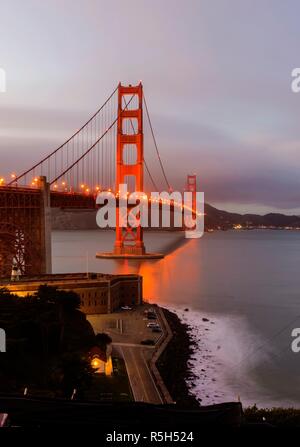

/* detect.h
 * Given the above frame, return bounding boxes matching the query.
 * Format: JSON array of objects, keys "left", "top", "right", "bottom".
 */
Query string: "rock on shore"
[{"left": 156, "top": 308, "right": 200, "bottom": 408}]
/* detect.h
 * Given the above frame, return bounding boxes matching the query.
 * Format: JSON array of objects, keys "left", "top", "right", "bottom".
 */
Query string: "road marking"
[
  {"left": 120, "top": 346, "right": 149, "bottom": 403},
  {"left": 140, "top": 349, "right": 163, "bottom": 404},
  {"left": 119, "top": 346, "right": 138, "bottom": 402},
  {"left": 129, "top": 347, "right": 150, "bottom": 402}
]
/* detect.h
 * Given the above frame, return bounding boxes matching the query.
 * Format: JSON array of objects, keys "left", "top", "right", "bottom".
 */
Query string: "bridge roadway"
[
  {"left": 0, "top": 185, "right": 185, "bottom": 209},
  {"left": 0, "top": 183, "right": 185, "bottom": 277}
]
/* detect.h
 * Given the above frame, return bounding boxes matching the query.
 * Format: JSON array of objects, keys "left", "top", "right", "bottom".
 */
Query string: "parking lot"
[{"left": 87, "top": 303, "right": 164, "bottom": 346}]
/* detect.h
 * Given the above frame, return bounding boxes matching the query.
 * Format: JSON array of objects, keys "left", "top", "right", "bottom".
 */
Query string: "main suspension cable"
[
  {"left": 50, "top": 94, "right": 135, "bottom": 186},
  {"left": 121, "top": 96, "right": 159, "bottom": 192},
  {"left": 143, "top": 93, "right": 171, "bottom": 192},
  {"left": 7, "top": 85, "right": 119, "bottom": 185}
]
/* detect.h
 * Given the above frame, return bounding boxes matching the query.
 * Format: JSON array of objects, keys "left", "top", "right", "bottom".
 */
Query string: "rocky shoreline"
[{"left": 156, "top": 308, "right": 200, "bottom": 408}]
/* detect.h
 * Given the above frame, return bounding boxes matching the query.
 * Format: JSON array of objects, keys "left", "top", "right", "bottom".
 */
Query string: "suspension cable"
[
  {"left": 144, "top": 159, "right": 159, "bottom": 192},
  {"left": 121, "top": 96, "right": 159, "bottom": 192},
  {"left": 7, "top": 85, "right": 119, "bottom": 185},
  {"left": 143, "top": 93, "right": 171, "bottom": 191},
  {"left": 50, "top": 94, "right": 135, "bottom": 185}
]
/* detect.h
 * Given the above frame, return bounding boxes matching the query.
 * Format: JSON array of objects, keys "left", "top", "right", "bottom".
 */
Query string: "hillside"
[
  {"left": 204, "top": 204, "right": 300, "bottom": 229},
  {"left": 51, "top": 205, "right": 300, "bottom": 231}
]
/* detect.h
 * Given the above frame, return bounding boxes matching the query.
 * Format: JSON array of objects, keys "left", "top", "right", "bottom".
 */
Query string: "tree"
[
  {"left": 36, "top": 285, "right": 81, "bottom": 312},
  {"left": 95, "top": 333, "right": 112, "bottom": 358},
  {"left": 60, "top": 353, "right": 94, "bottom": 398},
  {"left": 0, "top": 287, "right": 11, "bottom": 298},
  {"left": 36, "top": 285, "right": 57, "bottom": 304},
  {"left": 55, "top": 290, "right": 81, "bottom": 313}
]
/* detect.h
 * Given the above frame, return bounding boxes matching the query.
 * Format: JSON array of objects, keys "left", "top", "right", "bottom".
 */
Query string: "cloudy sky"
[{"left": 1, "top": 0, "right": 300, "bottom": 214}]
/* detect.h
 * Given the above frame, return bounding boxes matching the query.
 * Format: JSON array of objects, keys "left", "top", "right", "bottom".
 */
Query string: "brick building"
[{"left": 4, "top": 272, "right": 143, "bottom": 314}]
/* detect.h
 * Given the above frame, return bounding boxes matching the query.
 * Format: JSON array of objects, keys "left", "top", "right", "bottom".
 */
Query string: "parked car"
[
  {"left": 147, "top": 313, "right": 157, "bottom": 320},
  {"left": 141, "top": 339, "right": 155, "bottom": 346},
  {"left": 147, "top": 322, "right": 159, "bottom": 328},
  {"left": 152, "top": 327, "right": 162, "bottom": 333},
  {"left": 144, "top": 308, "right": 155, "bottom": 313}
]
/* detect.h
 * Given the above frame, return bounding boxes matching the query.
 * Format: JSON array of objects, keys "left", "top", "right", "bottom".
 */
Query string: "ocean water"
[{"left": 52, "top": 229, "right": 300, "bottom": 408}]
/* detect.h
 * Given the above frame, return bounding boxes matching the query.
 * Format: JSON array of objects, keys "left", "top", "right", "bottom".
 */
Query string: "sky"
[{"left": 1, "top": 0, "right": 300, "bottom": 215}]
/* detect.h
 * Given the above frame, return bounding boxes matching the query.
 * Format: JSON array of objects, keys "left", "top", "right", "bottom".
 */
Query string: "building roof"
[{"left": 1, "top": 272, "right": 141, "bottom": 292}]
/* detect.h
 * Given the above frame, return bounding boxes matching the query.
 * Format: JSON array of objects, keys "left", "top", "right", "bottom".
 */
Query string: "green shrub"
[{"left": 245, "top": 405, "right": 300, "bottom": 427}]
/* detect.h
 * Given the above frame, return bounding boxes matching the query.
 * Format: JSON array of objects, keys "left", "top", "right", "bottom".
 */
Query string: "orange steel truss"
[
  {"left": 114, "top": 83, "right": 145, "bottom": 255},
  {"left": 0, "top": 186, "right": 44, "bottom": 278},
  {"left": 0, "top": 185, "right": 97, "bottom": 279}
]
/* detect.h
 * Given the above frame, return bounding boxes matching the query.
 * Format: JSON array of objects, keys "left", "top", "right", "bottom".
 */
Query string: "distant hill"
[
  {"left": 51, "top": 205, "right": 300, "bottom": 231},
  {"left": 205, "top": 203, "right": 300, "bottom": 229}
]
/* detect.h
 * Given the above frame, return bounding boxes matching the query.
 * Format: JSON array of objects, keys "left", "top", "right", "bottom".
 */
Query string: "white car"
[{"left": 147, "top": 322, "right": 160, "bottom": 328}]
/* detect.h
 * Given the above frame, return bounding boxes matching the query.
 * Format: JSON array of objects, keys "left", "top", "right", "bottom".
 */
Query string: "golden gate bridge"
[{"left": 0, "top": 83, "right": 197, "bottom": 278}]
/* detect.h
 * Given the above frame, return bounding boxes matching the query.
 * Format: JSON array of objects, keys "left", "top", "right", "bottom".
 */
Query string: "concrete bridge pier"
[{"left": 38, "top": 176, "right": 52, "bottom": 274}]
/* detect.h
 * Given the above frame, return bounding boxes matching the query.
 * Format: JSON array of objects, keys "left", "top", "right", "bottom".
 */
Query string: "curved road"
[{"left": 118, "top": 345, "right": 163, "bottom": 404}]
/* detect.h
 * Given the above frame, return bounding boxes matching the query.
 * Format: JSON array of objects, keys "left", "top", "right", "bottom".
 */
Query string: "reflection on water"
[
  {"left": 52, "top": 229, "right": 300, "bottom": 407},
  {"left": 138, "top": 239, "right": 201, "bottom": 304}
]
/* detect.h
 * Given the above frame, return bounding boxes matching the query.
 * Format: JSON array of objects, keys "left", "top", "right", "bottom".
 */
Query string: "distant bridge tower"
[
  {"left": 114, "top": 83, "right": 146, "bottom": 255},
  {"left": 185, "top": 174, "right": 197, "bottom": 231},
  {"left": 186, "top": 174, "right": 197, "bottom": 215}
]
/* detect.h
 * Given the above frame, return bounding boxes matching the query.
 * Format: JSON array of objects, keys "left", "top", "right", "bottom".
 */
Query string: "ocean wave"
[{"left": 161, "top": 304, "right": 297, "bottom": 408}]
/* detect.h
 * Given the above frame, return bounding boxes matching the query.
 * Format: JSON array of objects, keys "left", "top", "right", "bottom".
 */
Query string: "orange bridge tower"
[
  {"left": 186, "top": 174, "right": 197, "bottom": 214},
  {"left": 114, "top": 83, "right": 145, "bottom": 255},
  {"left": 185, "top": 174, "right": 197, "bottom": 230}
]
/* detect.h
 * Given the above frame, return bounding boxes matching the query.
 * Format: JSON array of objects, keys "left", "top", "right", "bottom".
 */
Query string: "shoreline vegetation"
[
  {"left": 157, "top": 308, "right": 200, "bottom": 408},
  {"left": 0, "top": 286, "right": 109, "bottom": 398}
]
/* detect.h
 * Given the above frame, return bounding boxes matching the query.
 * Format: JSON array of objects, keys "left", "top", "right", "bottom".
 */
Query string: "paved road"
[
  {"left": 89, "top": 305, "right": 167, "bottom": 404},
  {"left": 119, "top": 345, "right": 163, "bottom": 404}
]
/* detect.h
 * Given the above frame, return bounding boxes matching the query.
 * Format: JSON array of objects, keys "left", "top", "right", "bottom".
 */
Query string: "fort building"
[{"left": 2, "top": 272, "right": 143, "bottom": 314}]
